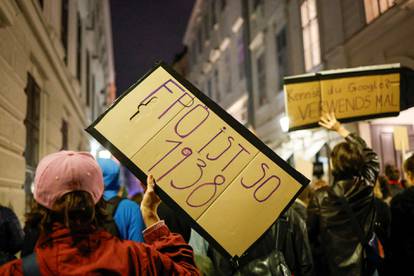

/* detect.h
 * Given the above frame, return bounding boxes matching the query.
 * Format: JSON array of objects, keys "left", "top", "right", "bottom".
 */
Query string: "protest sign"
[
  {"left": 284, "top": 64, "right": 414, "bottom": 131},
  {"left": 393, "top": 126, "right": 409, "bottom": 151},
  {"left": 86, "top": 62, "right": 309, "bottom": 257}
]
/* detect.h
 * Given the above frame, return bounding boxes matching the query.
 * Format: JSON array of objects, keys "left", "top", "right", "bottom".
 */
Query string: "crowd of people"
[{"left": 0, "top": 113, "right": 413, "bottom": 276}]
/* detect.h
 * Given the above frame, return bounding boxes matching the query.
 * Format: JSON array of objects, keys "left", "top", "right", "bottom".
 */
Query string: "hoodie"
[{"left": 97, "top": 158, "right": 145, "bottom": 242}]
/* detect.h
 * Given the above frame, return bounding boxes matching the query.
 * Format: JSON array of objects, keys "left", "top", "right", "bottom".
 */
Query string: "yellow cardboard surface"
[
  {"left": 393, "top": 126, "right": 409, "bottom": 151},
  {"left": 321, "top": 73, "right": 400, "bottom": 118},
  {"left": 95, "top": 67, "right": 194, "bottom": 158},
  {"left": 284, "top": 81, "right": 321, "bottom": 128},
  {"left": 197, "top": 153, "right": 302, "bottom": 257},
  {"left": 285, "top": 73, "right": 400, "bottom": 129},
  {"left": 91, "top": 65, "right": 306, "bottom": 257},
  {"left": 131, "top": 97, "right": 259, "bottom": 219}
]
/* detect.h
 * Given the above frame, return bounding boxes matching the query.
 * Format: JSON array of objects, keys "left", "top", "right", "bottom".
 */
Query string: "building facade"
[
  {"left": 184, "top": 0, "right": 249, "bottom": 126},
  {"left": 184, "top": 0, "right": 414, "bottom": 181},
  {"left": 0, "top": 0, "right": 115, "bottom": 218}
]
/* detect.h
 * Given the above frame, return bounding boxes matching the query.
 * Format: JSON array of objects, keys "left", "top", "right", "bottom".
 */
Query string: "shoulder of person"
[
  {"left": 0, "top": 206, "right": 16, "bottom": 220},
  {"left": 118, "top": 198, "right": 140, "bottom": 210},
  {"left": 313, "top": 185, "right": 330, "bottom": 198}
]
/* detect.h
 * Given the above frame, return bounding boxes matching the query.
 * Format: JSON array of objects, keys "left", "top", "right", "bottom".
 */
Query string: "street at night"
[{"left": 0, "top": 0, "right": 414, "bottom": 275}]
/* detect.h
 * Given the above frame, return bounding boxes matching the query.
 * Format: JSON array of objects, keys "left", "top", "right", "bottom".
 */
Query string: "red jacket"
[{"left": 0, "top": 222, "right": 199, "bottom": 275}]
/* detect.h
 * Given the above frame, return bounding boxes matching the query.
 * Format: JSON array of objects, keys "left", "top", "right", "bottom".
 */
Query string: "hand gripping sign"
[{"left": 86, "top": 62, "right": 309, "bottom": 258}]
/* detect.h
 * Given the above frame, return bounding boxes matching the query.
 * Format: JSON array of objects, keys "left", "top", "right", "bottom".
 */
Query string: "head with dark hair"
[
  {"left": 377, "top": 175, "right": 391, "bottom": 199},
  {"left": 404, "top": 154, "right": 414, "bottom": 186},
  {"left": 330, "top": 141, "right": 364, "bottom": 179},
  {"left": 385, "top": 164, "right": 400, "bottom": 181},
  {"left": 28, "top": 151, "right": 106, "bottom": 254},
  {"left": 25, "top": 191, "right": 110, "bottom": 254}
]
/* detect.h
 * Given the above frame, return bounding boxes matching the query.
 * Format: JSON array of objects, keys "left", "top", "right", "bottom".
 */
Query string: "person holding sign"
[
  {"left": 307, "top": 113, "right": 379, "bottom": 276},
  {"left": 0, "top": 151, "right": 199, "bottom": 275},
  {"left": 389, "top": 154, "right": 414, "bottom": 275},
  {"left": 208, "top": 208, "right": 314, "bottom": 276}
]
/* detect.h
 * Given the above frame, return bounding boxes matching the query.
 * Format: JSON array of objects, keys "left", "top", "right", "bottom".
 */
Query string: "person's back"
[
  {"left": 0, "top": 151, "right": 199, "bottom": 275},
  {"left": 390, "top": 154, "right": 414, "bottom": 274},
  {"left": 158, "top": 202, "right": 191, "bottom": 243},
  {"left": 4, "top": 221, "right": 196, "bottom": 275},
  {"left": 0, "top": 205, "right": 24, "bottom": 265},
  {"left": 208, "top": 208, "right": 313, "bottom": 276},
  {"left": 307, "top": 113, "right": 379, "bottom": 276},
  {"left": 98, "top": 158, "right": 145, "bottom": 242},
  {"left": 385, "top": 164, "right": 403, "bottom": 197}
]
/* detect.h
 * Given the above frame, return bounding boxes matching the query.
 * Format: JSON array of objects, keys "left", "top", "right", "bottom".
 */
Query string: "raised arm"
[
  {"left": 135, "top": 175, "right": 200, "bottom": 275},
  {"left": 319, "top": 112, "right": 379, "bottom": 184}
]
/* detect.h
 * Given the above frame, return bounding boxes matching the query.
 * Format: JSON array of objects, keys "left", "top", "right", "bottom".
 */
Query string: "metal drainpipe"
[{"left": 241, "top": 0, "right": 255, "bottom": 129}]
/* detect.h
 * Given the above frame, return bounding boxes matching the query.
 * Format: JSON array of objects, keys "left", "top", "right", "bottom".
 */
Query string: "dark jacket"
[
  {"left": 307, "top": 133, "right": 379, "bottom": 276},
  {"left": 158, "top": 202, "right": 191, "bottom": 243},
  {"left": 208, "top": 208, "right": 313, "bottom": 276},
  {"left": 373, "top": 197, "right": 390, "bottom": 255},
  {"left": 389, "top": 186, "right": 414, "bottom": 274},
  {"left": 0, "top": 206, "right": 24, "bottom": 265}
]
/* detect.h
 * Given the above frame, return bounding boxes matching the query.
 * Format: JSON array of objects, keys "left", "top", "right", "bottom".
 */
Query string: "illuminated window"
[
  {"left": 300, "top": 0, "right": 320, "bottom": 72},
  {"left": 364, "top": 0, "right": 396, "bottom": 23}
]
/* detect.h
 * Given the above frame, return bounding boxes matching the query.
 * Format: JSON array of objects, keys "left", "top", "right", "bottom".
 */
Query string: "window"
[
  {"left": 237, "top": 29, "right": 245, "bottom": 80},
  {"left": 211, "top": 1, "right": 217, "bottom": 26},
  {"left": 86, "top": 51, "right": 90, "bottom": 106},
  {"left": 214, "top": 69, "right": 221, "bottom": 102},
  {"left": 257, "top": 52, "right": 267, "bottom": 105},
  {"left": 207, "top": 78, "right": 212, "bottom": 97},
  {"left": 204, "top": 14, "right": 210, "bottom": 41},
  {"left": 364, "top": 0, "right": 396, "bottom": 23},
  {"left": 61, "top": 120, "right": 68, "bottom": 150},
  {"left": 76, "top": 12, "right": 82, "bottom": 81},
  {"left": 61, "top": 0, "right": 69, "bottom": 64},
  {"left": 254, "top": 0, "right": 263, "bottom": 10},
  {"left": 301, "top": 0, "right": 321, "bottom": 71},
  {"left": 24, "top": 74, "right": 40, "bottom": 210},
  {"left": 220, "top": 0, "right": 227, "bottom": 11},
  {"left": 225, "top": 48, "right": 232, "bottom": 94},
  {"left": 276, "top": 27, "right": 288, "bottom": 90},
  {"left": 87, "top": 10, "right": 95, "bottom": 30},
  {"left": 197, "top": 28, "right": 203, "bottom": 53},
  {"left": 91, "top": 74, "right": 95, "bottom": 116},
  {"left": 24, "top": 74, "right": 40, "bottom": 169},
  {"left": 190, "top": 42, "right": 197, "bottom": 66}
]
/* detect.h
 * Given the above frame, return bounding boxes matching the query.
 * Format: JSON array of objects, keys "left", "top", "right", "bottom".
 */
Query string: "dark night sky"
[{"left": 110, "top": 1, "right": 195, "bottom": 96}]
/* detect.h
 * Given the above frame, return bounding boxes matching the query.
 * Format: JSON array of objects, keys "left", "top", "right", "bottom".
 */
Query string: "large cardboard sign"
[
  {"left": 284, "top": 64, "right": 414, "bottom": 131},
  {"left": 86, "top": 62, "right": 309, "bottom": 257}
]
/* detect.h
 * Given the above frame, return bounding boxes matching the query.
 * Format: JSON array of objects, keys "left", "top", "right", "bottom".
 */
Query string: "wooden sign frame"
[{"left": 86, "top": 62, "right": 309, "bottom": 258}]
